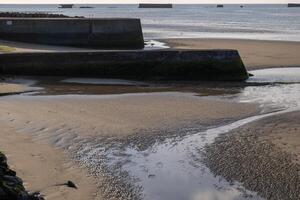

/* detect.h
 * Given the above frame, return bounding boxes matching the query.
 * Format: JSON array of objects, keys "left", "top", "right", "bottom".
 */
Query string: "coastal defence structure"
[
  {"left": 59, "top": 4, "right": 74, "bottom": 8},
  {"left": 138, "top": 4, "right": 173, "bottom": 8},
  {"left": 288, "top": 3, "right": 300, "bottom": 7},
  {"left": 0, "top": 50, "right": 249, "bottom": 81},
  {"left": 0, "top": 18, "right": 144, "bottom": 49}
]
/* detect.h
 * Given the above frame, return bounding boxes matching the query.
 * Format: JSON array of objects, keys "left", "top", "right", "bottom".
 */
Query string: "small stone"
[{"left": 66, "top": 181, "right": 77, "bottom": 189}]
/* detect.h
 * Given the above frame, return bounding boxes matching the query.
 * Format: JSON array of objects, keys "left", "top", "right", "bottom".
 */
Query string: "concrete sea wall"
[
  {"left": 0, "top": 18, "right": 144, "bottom": 49},
  {"left": 138, "top": 4, "right": 173, "bottom": 8},
  {"left": 0, "top": 50, "right": 249, "bottom": 81},
  {"left": 288, "top": 3, "right": 300, "bottom": 7}
]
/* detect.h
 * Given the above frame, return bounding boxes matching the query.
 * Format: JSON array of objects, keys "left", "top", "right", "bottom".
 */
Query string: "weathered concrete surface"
[
  {"left": 0, "top": 49, "right": 249, "bottom": 81},
  {"left": 0, "top": 18, "right": 144, "bottom": 49}
]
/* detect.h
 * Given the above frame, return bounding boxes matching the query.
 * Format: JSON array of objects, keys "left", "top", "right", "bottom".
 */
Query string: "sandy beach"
[
  {"left": 0, "top": 38, "right": 299, "bottom": 200},
  {"left": 0, "top": 93, "right": 259, "bottom": 138},
  {"left": 204, "top": 111, "right": 300, "bottom": 200},
  {"left": 0, "top": 82, "right": 32, "bottom": 95},
  {"left": 0, "top": 123, "right": 100, "bottom": 200},
  {"left": 0, "top": 88, "right": 259, "bottom": 199},
  {"left": 1, "top": 2, "right": 300, "bottom": 199},
  {"left": 169, "top": 38, "right": 300, "bottom": 199}
]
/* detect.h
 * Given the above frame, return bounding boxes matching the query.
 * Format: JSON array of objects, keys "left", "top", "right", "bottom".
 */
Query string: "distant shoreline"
[{"left": 0, "top": 11, "right": 83, "bottom": 18}]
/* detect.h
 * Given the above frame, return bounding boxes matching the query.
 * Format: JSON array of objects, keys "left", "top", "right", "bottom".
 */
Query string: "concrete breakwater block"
[
  {"left": 0, "top": 18, "right": 144, "bottom": 49},
  {"left": 0, "top": 50, "right": 249, "bottom": 81},
  {"left": 138, "top": 4, "right": 173, "bottom": 8}
]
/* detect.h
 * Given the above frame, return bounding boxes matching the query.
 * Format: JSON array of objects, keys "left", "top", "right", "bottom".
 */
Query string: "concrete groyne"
[
  {"left": 138, "top": 4, "right": 173, "bottom": 8},
  {"left": 0, "top": 50, "right": 248, "bottom": 81},
  {"left": 0, "top": 18, "right": 144, "bottom": 49},
  {"left": 288, "top": 3, "right": 300, "bottom": 7},
  {"left": 59, "top": 4, "right": 74, "bottom": 8}
]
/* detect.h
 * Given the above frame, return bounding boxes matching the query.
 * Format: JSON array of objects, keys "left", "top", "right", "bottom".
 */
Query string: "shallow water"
[
  {"left": 240, "top": 68, "right": 300, "bottom": 111},
  {"left": 247, "top": 68, "right": 300, "bottom": 83}
]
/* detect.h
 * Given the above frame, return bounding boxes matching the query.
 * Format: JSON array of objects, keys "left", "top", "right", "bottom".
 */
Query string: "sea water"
[{"left": 1, "top": 4, "right": 300, "bottom": 41}]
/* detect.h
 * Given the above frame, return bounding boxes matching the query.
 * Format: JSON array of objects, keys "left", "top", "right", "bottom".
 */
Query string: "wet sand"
[
  {"left": 0, "top": 82, "right": 33, "bottom": 95},
  {"left": 0, "top": 92, "right": 258, "bottom": 138},
  {"left": 0, "top": 91, "right": 259, "bottom": 200},
  {"left": 204, "top": 111, "right": 300, "bottom": 200},
  {"left": 0, "top": 123, "right": 101, "bottom": 200},
  {"left": 163, "top": 38, "right": 300, "bottom": 70},
  {"left": 1, "top": 38, "right": 300, "bottom": 199}
]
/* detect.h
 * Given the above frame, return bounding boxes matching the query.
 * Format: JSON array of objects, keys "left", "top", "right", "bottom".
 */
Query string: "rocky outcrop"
[{"left": 0, "top": 151, "right": 44, "bottom": 200}]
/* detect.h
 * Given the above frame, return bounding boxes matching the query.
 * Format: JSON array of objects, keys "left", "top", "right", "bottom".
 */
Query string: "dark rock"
[
  {"left": 0, "top": 151, "right": 44, "bottom": 200},
  {"left": 66, "top": 181, "right": 77, "bottom": 189}
]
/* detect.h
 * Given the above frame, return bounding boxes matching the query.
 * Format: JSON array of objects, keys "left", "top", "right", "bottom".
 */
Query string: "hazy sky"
[{"left": 2, "top": 0, "right": 300, "bottom": 4}]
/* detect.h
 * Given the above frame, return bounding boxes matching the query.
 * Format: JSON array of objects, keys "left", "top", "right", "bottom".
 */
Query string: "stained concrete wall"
[
  {"left": 0, "top": 50, "right": 249, "bottom": 81},
  {"left": 0, "top": 18, "right": 144, "bottom": 49}
]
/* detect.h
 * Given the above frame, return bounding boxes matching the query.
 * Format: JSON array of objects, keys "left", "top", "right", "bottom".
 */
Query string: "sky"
[{"left": 1, "top": 0, "right": 300, "bottom": 4}]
